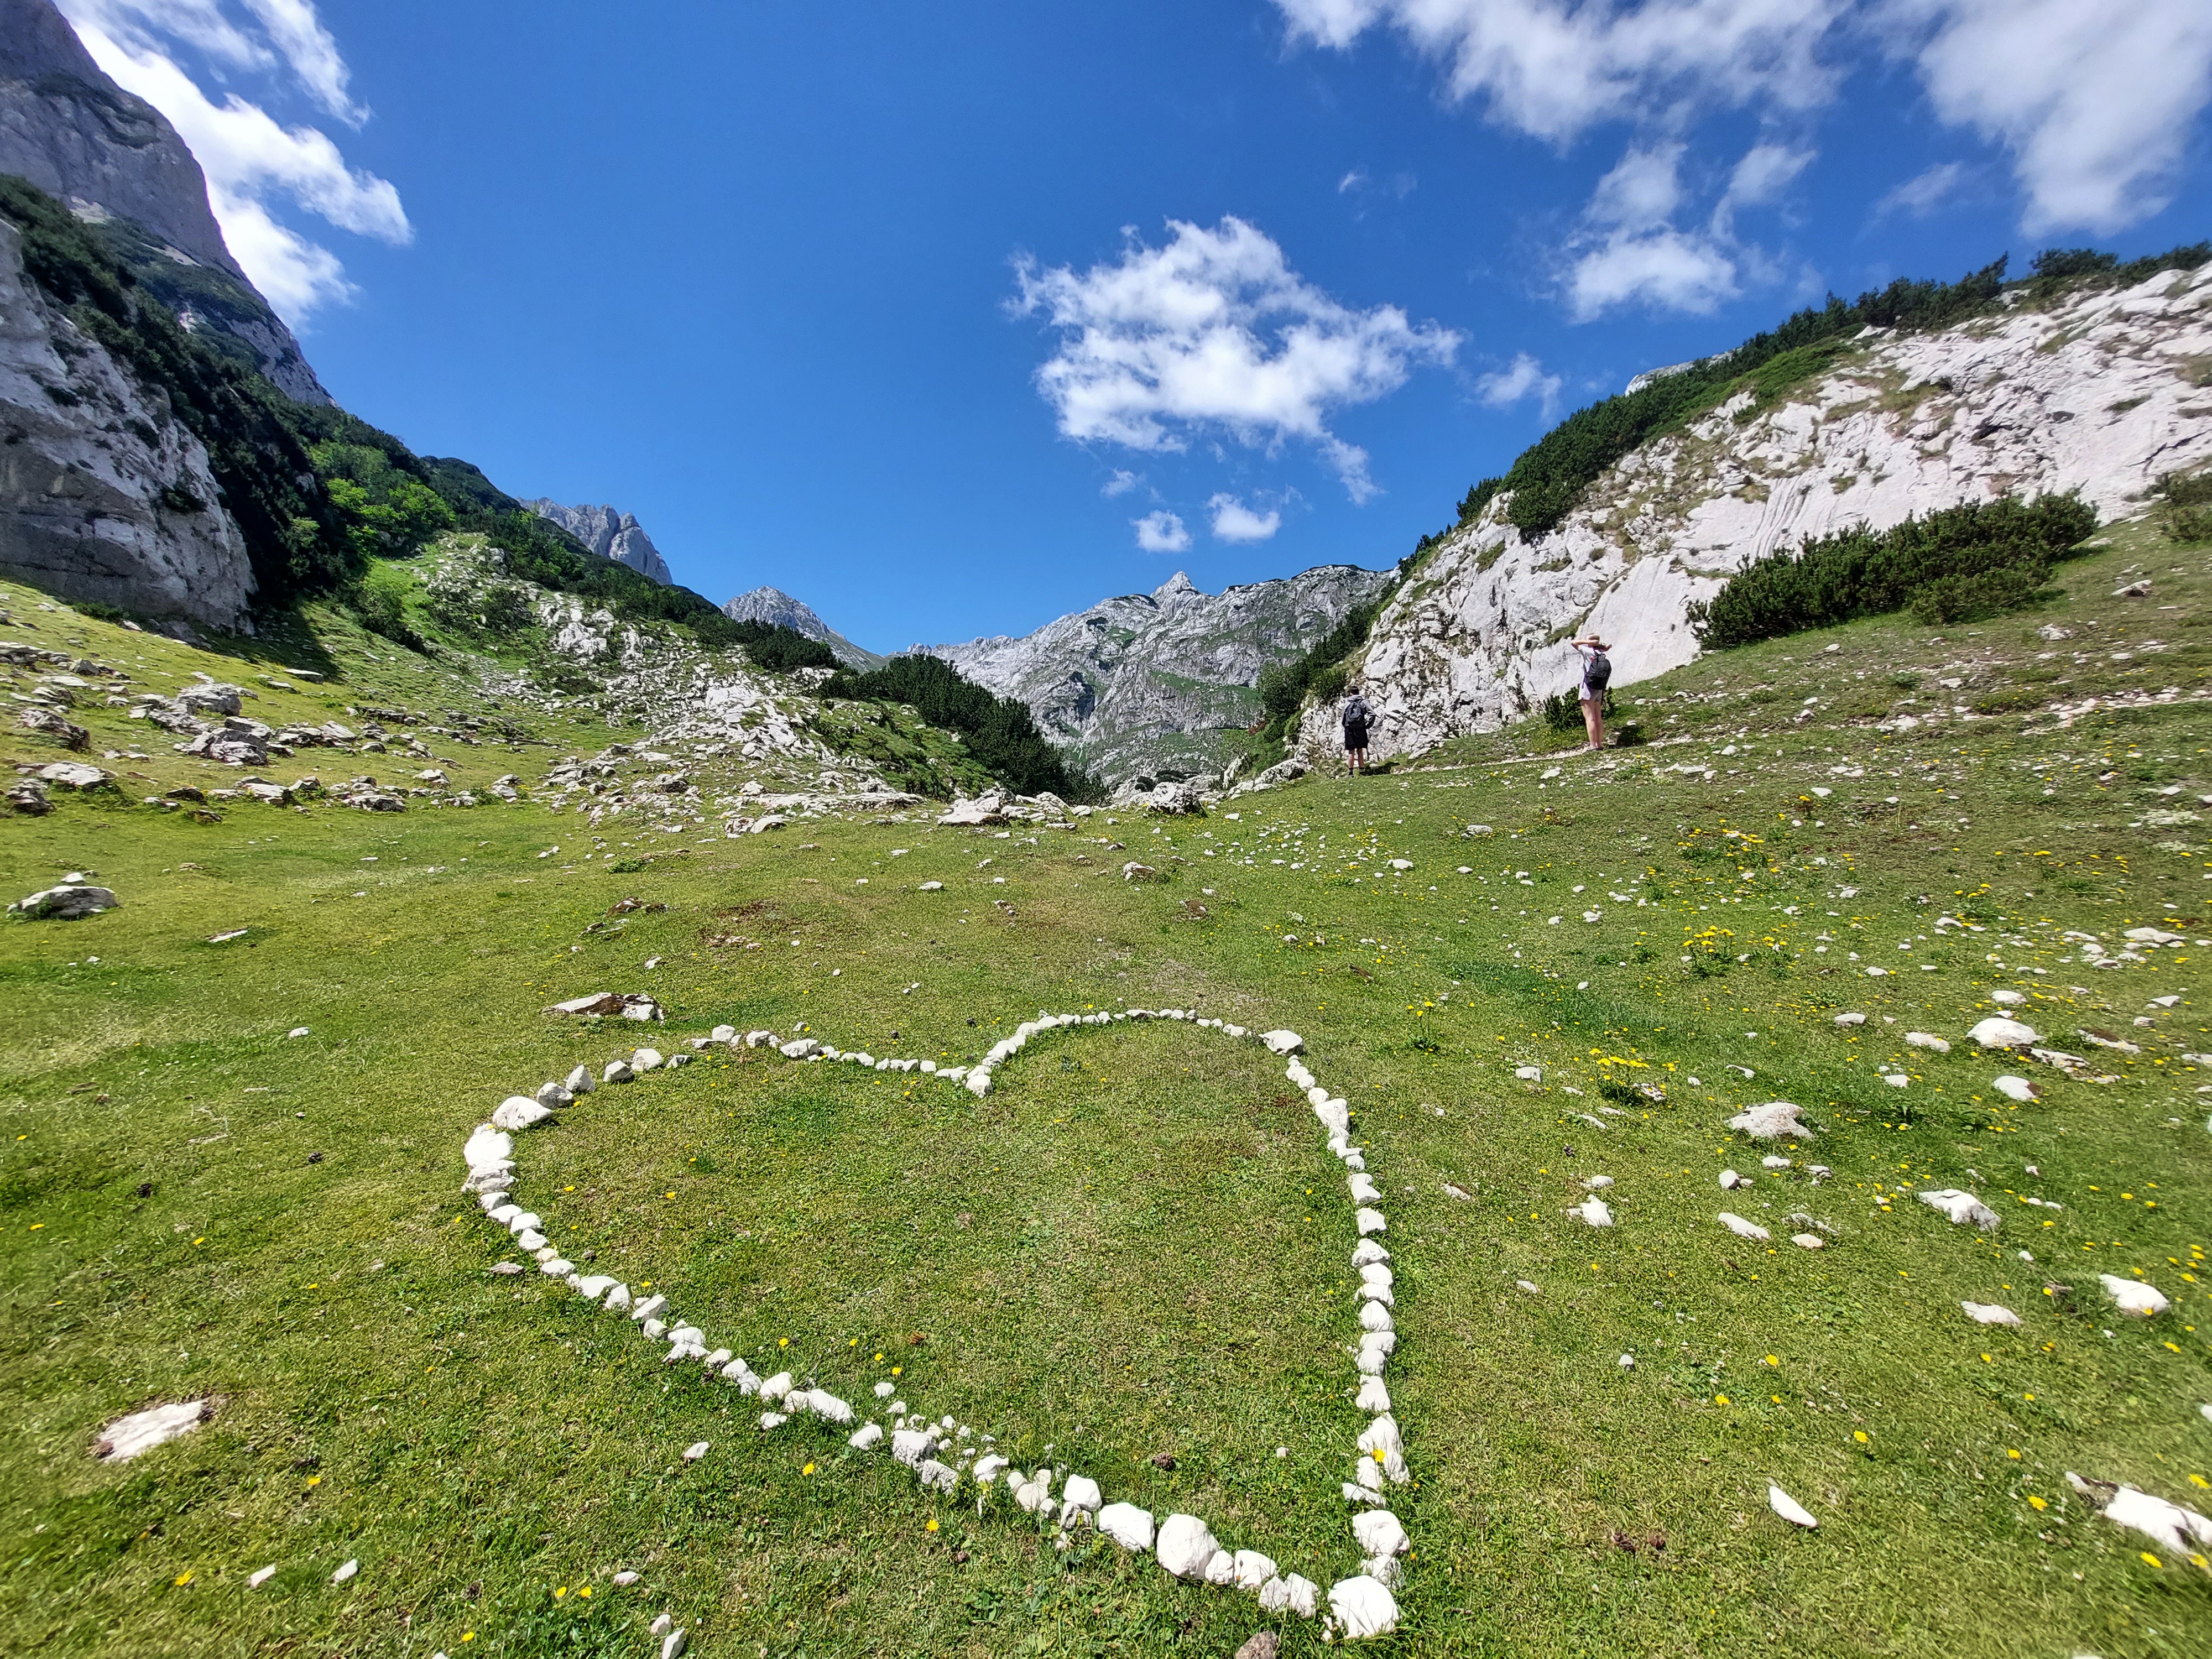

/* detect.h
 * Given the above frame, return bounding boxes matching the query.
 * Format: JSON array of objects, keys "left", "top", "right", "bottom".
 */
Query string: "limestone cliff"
[
  {"left": 1327, "top": 264, "right": 2212, "bottom": 762},
  {"left": 931, "top": 565, "right": 1393, "bottom": 784},
  {"left": 0, "top": 215, "right": 254, "bottom": 628},
  {"left": 0, "top": 0, "right": 328, "bottom": 402},
  {"left": 525, "top": 500, "right": 672, "bottom": 585}
]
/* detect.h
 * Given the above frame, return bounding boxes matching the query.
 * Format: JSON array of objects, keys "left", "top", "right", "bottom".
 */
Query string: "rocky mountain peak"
[
  {"left": 524, "top": 500, "right": 672, "bottom": 585},
  {"left": 1151, "top": 570, "right": 1201, "bottom": 611},
  {"left": 723, "top": 585, "right": 882, "bottom": 670},
  {"left": 0, "top": 0, "right": 328, "bottom": 403}
]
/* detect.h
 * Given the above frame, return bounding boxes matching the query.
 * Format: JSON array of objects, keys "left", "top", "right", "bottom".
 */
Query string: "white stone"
[
  {"left": 1969, "top": 1016, "right": 2039, "bottom": 1050},
  {"left": 758, "top": 1411, "right": 787, "bottom": 1429},
  {"left": 1155, "top": 1513, "right": 1222, "bottom": 1579},
  {"left": 1719, "top": 1168, "right": 1746, "bottom": 1190},
  {"left": 247, "top": 1565, "right": 275, "bottom": 1589},
  {"left": 1351, "top": 1240, "right": 1390, "bottom": 1267},
  {"left": 1962, "top": 1301, "right": 2022, "bottom": 1327},
  {"left": 758, "top": 1371, "right": 793, "bottom": 1404},
  {"left": 682, "top": 1441, "right": 709, "bottom": 1462},
  {"left": 463, "top": 1126, "right": 514, "bottom": 1171},
  {"left": 848, "top": 1422, "right": 884, "bottom": 1450},
  {"left": 1355, "top": 1207, "right": 1386, "bottom": 1235},
  {"left": 917, "top": 1458, "right": 958, "bottom": 1493},
  {"left": 95, "top": 1400, "right": 205, "bottom": 1461},
  {"left": 801, "top": 1389, "right": 853, "bottom": 1423},
  {"left": 1102, "top": 1504, "right": 1159, "bottom": 1557},
  {"left": 1201, "top": 1549, "right": 1238, "bottom": 1587},
  {"left": 1718, "top": 1212, "right": 1771, "bottom": 1241},
  {"left": 602, "top": 1060, "right": 634, "bottom": 1084},
  {"left": 1990, "top": 990, "right": 2026, "bottom": 1006},
  {"left": 1233, "top": 1548, "right": 1278, "bottom": 1590},
  {"left": 1514, "top": 1065, "right": 1542, "bottom": 1082},
  {"left": 1791, "top": 1233, "right": 1824, "bottom": 1249},
  {"left": 1359, "top": 1300, "right": 1394, "bottom": 1333},
  {"left": 1583, "top": 1173, "right": 1614, "bottom": 1189},
  {"left": 1919, "top": 1189, "right": 2000, "bottom": 1229},
  {"left": 1327, "top": 1574, "right": 1399, "bottom": 1639},
  {"left": 629, "top": 1293, "right": 667, "bottom": 1323},
  {"left": 1572, "top": 1196, "right": 1613, "bottom": 1228},
  {"left": 564, "top": 1065, "right": 595, "bottom": 1094},
  {"left": 891, "top": 1427, "right": 938, "bottom": 1465},
  {"left": 2100, "top": 1274, "right": 2169, "bottom": 1316},
  {"left": 1061, "top": 1474, "right": 1102, "bottom": 1516},
  {"left": 1729, "top": 1101, "right": 1813, "bottom": 1140},
  {"left": 603, "top": 1285, "right": 632, "bottom": 1312},
  {"left": 1260, "top": 1030, "right": 1305, "bottom": 1055},
  {"left": 1355, "top": 1377, "right": 1391, "bottom": 1413},
  {"left": 1992, "top": 1075, "right": 2038, "bottom": 1102},
  {"left": 2100, "top": 1485, "right": 2212, "bottom": 1554},
  {"left": 331, "top": 1558, "right": 358, "bottom": 1585},
  {"left": 514, "top": 1229, "right": 547, "bottom": 1251},
  {"left": 661, "top": 1632, "right": 688, "bottom": 1659},
  {"left": 1262, "top": 1573, "right": 1319, "bottom": 1618},
  {"left": 1833, "top": 1012, "right": 1866, "bottom": 1027},
  {"left": 1347, "top": 1172, "right": 1381, "bottom": 1204},
  {"left": 1768, "top": 1485, "right": 1818, "bottom": 1528},
  {"left": 971, "top": 1453, "right": 1009, "bottom": 1486}
]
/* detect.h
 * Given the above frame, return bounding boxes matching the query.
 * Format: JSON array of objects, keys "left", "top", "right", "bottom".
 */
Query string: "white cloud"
[
  {"left": 1275, "top": 0, "right": 2212, "bottom": 238},
  {"left": 1011, "top": 216, "right": 1460, "bottom": 502},
  {"left": 1338, "top": 167, "right": 1368, "bottom": 193},
  {"left": 1133, "top": 510, "right": 1192, "bottom": 552},
  {"left": 1275, "top": 0, "right": 1844, "bottom": 143},
  {"left": 1101, "top": 468, "right": 1141, "bottom": 497},
  {"left": 1474, "top": 351, "right": 1563, "bottom": 418},
  {"left": 58, "top": 1, "right": 403, "bottom": 321},
  {"left": 1207, "top": 494, "right": 1283, "bottom": 542},
  {"left": 1874, "top": 159, "right": 1967, "bottom": 218},
  {"left": 1882, "top": 0, "right": 2212, "bottom": 234},
  {"left": 1568, "top": 227, "right": 1740, "bottom": 318}
]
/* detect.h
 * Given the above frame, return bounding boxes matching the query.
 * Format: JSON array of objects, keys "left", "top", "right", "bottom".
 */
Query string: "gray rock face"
[
  {"left": 722, "top": 586, "right": 883, "bottom": 669},
  {"left": 0, "top": 0, "right": 328, "bottom": 402},
  {"left": 929, "top": 566, "right": 1391, "bottom": 784},
  {"left": 0, "top": 217, "right": 257, "bottom": 627},
  {"left": 524, "top": 500, "right": 672, "bottom": 585},
  {"left": 1329, "top": 266, "right": 2212, "bottom": 763}
]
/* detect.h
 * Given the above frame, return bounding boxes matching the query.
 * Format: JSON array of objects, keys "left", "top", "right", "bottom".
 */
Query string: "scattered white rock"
[
  {"left": 1905, "top": 1032, "right": 1950, "bottom": 1053},
  {"left": 1260, "top": 1573, "right": 1320, "bottom": 1617},
  {"left": 1352, "top": 1509, "right": 1407, "bottom": 1558},
  {"left": 1261, "top": 1030, "right": 1305, "bottom": 1055},
  {"left": 1969, "top": 1016, "right": 2039, "bottom": 1050},
  {"left": 1096, "top": 1500, "right": 1155, "bottom": 1551},
  {"left": 1833, "top": 1012, "right": 1866, "bottom": 1027},
  {"left": 1992, "top": 1076, "right": 2038, "bottom": 1102},
  {"left": 682, "top": 1441, "right": 709, "bottom": 1462},
  {"left": 247, "top": 1565, "right": 275, "bottom": 1588},
  {"left": 331, "top": 1558, "right": 358, "bottom": 1585},
  {"left": 2099, "top": 1274, "right": 2169, "bottom": 1317},
  {"left": 1729, "top": 1102, "right": 1813, "bottom": 1141},
  {"left": 1233, "top": 1548, "right": 1279, "bottom": 1590},
  {"left": 93, "top": 1400, "right": 207, "bottom": 1461},
  {"left": 1791, "top": 1233, "right": 1824, "bottom": 1250},
  {"left": 1719, "top": 1168, "right": 1747, "bottom": 1190},
  {"left": 1767, "top": 1485, "right": 1818, "bottom": 1529},
  {"left": 491, "top": 1096, "right": 554, "bottom": 1132},
  {"left": 1919, "top": 1189, "right": 2000, "bottom": 1229},
  {"left": 1719, "top": 1212, "right": 1771, "bottom": 1241},
  {"left": 1961, "top": 1302, "right": 2022, "bottom": 1327},
  {"left": 1574, "top": 1197, "right": 1614, "bottom": 1227},
  {"left": 848, "top": 1422, "right": 884, "bottom": 1450}
]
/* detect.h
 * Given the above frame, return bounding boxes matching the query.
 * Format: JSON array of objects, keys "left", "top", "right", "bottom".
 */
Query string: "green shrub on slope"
[
  {"left": 823, "top": 654, "right": 1094, "bottom": 800},
  {"left": 1688, "top": 494, "right": 2099, "bottom": 648}
]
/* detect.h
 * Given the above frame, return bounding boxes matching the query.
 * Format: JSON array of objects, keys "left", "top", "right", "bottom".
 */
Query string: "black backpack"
[{"left": 1584, "top": 650, "right": 1612, "bottom": 693}]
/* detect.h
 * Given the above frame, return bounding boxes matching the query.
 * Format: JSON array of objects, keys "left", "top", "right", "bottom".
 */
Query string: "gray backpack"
[{"left": 1584, "top": 651, "right": 1611, "bottom": 693}]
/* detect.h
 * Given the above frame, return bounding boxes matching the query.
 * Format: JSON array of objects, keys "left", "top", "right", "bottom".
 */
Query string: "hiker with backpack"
[
  {"left": 1341, "top": 685, "right": 1373, "bottom": 774},
  {"left": 1572, "top": 637, "right": 1611, "bottom": 751}
]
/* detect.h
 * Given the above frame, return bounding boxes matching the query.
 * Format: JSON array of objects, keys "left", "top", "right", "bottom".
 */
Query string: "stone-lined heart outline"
[{"left": 462, "top": 1010, "right": 1410, "bottom": 1641}]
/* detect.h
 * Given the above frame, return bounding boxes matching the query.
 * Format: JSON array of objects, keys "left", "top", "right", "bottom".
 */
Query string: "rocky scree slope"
[
  {"left": 931, "top": 566, "right": 1391, "bottom": 786},
  {"left": 1326, "top": 263, "right": 2212, "bottom": 764},
  {"left": 0, "top": 0, "right": 324, "bottom": 401}
]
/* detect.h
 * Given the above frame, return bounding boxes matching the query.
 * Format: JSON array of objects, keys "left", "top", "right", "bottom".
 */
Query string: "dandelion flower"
[
  {"left": 173, "top": 1571, "right": 191, "bottom": 1586},
  {"left": 2028, "top": 1495, "right": 2048, "bottom": 1511},
  {"left": 802, "top": 1462, "right": 816, "bottom": 1475},
  {"left": 2141, "top": 1552, "right": 2162, "bottom": 1569},
  {"left": 926, "top": 1519, "right": 939, "bottom": 1533},
  {"left": 1853, "top": 1431, "right": 1870, "bottom": 1444},
  {"left": 2007, "top": 1449, "right": 2021, "bottom": 1460},
  {"left": 1715, "top": 1394, "right": 1730, "bottom": 1405}
]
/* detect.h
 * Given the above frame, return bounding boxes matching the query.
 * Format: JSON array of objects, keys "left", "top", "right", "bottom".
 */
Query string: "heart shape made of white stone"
[{"left": 462, "top": 1008, "right": 1410, "bottom": 1642}]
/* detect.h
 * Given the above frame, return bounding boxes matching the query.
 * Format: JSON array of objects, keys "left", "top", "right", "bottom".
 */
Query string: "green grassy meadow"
[{"left": 3, "top": 524, "right": 2211, "bottom": 1657}]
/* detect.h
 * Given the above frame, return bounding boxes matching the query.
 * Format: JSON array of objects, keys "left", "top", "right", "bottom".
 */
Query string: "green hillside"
[{"left": 3, "top": 511, "right": 2206, "bottom": 1656}]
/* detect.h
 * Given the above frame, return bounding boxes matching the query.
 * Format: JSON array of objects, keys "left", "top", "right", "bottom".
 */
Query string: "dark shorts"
[{"left": 1344, "top": 723, "right": 1369, "bottom": 750}]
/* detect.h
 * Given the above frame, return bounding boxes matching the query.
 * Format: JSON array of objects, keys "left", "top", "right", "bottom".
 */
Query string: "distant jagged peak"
[
  {"left": 524, "top": 498, "right": 671, "bottom": 586},
  {"left": 1151, "top": 569, "right": 1202, "bottom": 609},
  {"left": 723, "top": 583, "right": 881, "bottom": 670}
]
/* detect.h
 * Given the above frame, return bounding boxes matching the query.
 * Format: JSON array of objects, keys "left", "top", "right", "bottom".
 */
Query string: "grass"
[{"left": 2, "top": 524, "right": 2210, "bottom": 1657}]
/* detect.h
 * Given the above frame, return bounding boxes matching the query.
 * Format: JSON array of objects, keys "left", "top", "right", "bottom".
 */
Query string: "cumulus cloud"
[
  {"left": 59, "top": 0, "right": 404, "bottom": 320},
  {"left": 1011, "top": 216, "right": 1460, "bottom": 502},
  {"left": 1274, "top": 1, "right": 2212, "bottom": 238},
  {"left": 1133, "top": 510, "right": 1192, "bottom": 552},
  {"left": 1207, "top": 494, "right": 1283, "bottom": 542},
  {"left": 1562, "top": 143, "right": 1745, "bottom": 320},
  {"left": 1101, "top": 468, "right": 1142, "bottom": 497},
  {"left": 1883, "top": 0, "right": 2212, "bottom": 234},
  {"left": 1474, "top": 351, "right": 1563, "bottom": 418}
]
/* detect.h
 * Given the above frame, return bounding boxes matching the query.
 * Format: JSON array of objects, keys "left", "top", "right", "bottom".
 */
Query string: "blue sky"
[{"left": 58, "top": 1, "right": 2212, "bottom": 651}]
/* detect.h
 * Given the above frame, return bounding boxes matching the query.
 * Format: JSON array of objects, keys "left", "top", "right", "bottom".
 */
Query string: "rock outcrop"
[
  {"left": 931, "top": 566, "right": 1392, "bottom": 784},
  {"left": 525, "top": 500, "right": 672, "bottom": 585},
  {"left": 1329, "top": 265, "right": 2212, "bottom": 763},
  {"left": 723, "top": 585, "right": 883, "bottom": 669},
  {"left": 0, "top": 0, "right": 328, "bottom": 402},
  {"left": 0, "top": 215, "right": 255, "bottom": 627}
]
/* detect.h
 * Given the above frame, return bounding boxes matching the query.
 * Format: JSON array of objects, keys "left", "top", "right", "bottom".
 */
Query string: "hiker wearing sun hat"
[{"left": 1572, "top": 635, "right": 1612, "bottom": 751}]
